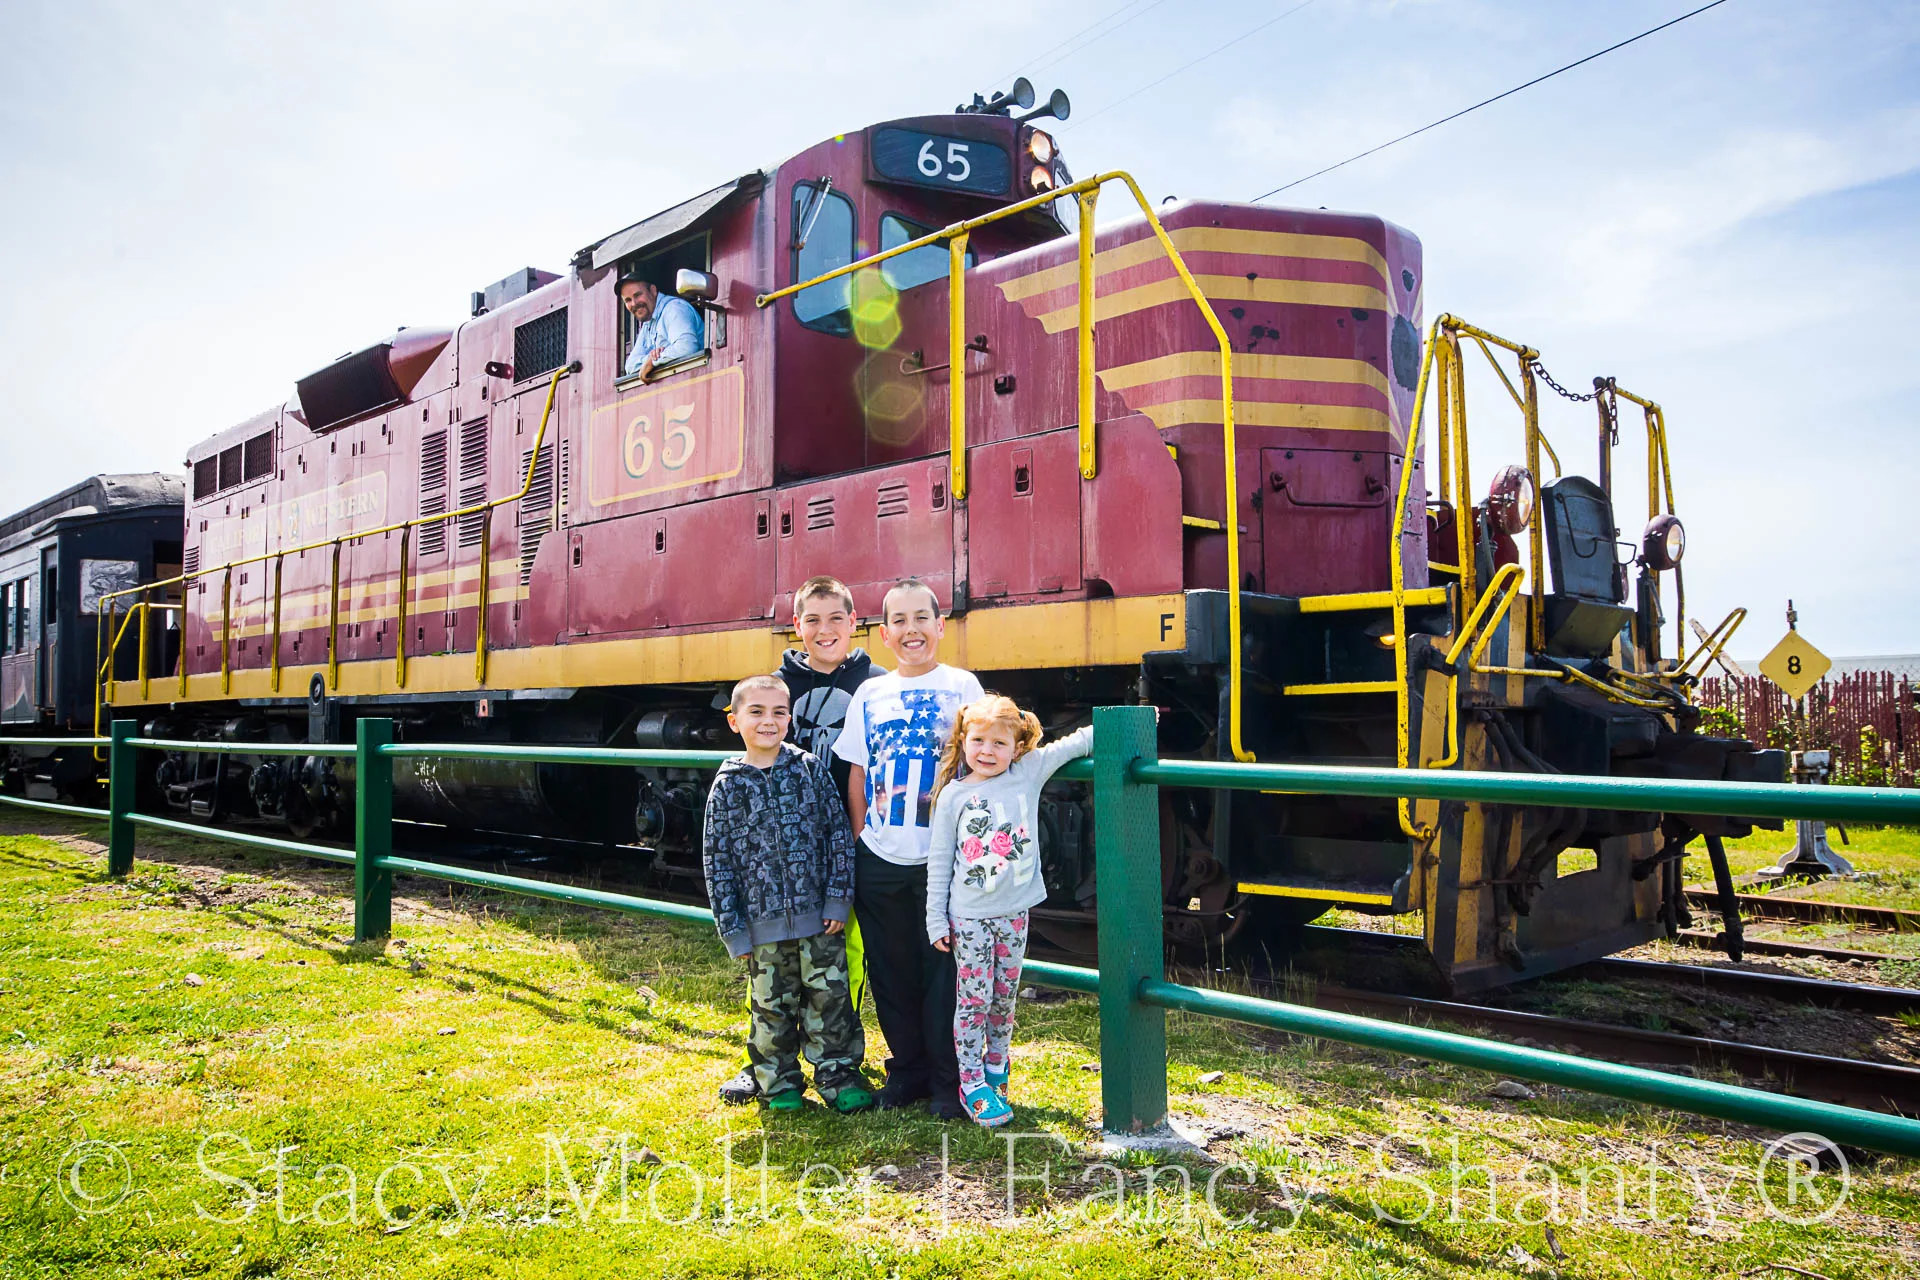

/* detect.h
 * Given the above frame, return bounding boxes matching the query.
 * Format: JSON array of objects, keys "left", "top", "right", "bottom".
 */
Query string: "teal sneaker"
[
  {"left": 961, "top": 1084, "right": 1012, "bottom": 1128},
  {"left": 985, "top": 1065, "right": 1010, "bottom": 1100}
]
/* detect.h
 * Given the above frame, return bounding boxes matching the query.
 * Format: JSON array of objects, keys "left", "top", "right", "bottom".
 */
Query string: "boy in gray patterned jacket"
[{"left": 702, "top": 674, "right": 873, "bottom": 1113}]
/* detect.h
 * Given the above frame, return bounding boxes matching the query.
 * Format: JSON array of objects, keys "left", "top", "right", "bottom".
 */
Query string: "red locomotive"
[{"left": 95, "top": 84, "right": 1778, "bottom": 991}]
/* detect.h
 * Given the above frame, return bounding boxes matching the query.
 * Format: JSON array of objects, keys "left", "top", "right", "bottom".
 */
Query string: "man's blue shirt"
[{"left": 625, "top": 294, "right": 705, "bottom": 376}]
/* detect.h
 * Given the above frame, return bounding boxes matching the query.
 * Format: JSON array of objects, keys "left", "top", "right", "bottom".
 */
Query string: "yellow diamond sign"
[{"left": 1758, "top": 630, "right": 1830, "bottom": 701}]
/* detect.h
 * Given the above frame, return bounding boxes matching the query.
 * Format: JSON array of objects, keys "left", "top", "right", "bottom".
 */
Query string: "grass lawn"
[{"left": 1, "top": 819, "right": 1916, "bottom": 1279}]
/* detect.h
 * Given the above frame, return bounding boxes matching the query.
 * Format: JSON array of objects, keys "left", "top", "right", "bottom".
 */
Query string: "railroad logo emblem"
[{"left": 1758, "top": 630, "right": 1830, "bottom": 701}]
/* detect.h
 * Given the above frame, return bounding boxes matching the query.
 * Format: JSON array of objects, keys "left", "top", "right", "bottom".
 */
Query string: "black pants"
[{"left": 853, "top": 840, "right": 958, "bottom": 1098}]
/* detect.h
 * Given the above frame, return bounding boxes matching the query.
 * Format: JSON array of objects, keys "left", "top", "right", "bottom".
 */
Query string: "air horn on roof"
[{"left": 957, "top": 77, "right": 1071, "bottom": 123}]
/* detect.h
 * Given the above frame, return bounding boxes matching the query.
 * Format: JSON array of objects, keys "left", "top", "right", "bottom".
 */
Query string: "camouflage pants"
[{"left": 745, "top": 931, "right": 865, "bottom": 1099}]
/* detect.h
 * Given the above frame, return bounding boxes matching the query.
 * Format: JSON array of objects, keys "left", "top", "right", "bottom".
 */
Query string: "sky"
[{"left": 1, "top": 0, "right": 1913, "bottom": 655}]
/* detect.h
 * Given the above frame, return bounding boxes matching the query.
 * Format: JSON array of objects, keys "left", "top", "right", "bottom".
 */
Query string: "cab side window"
[
  {"left": 791, "top": 183, "right": 855, "bottom": 336},
  {"left": 879, "top": 214, "right": 974, "bottom": 292}
]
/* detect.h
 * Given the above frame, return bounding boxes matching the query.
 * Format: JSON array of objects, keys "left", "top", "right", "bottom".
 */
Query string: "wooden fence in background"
[{"left": 1697, "top": 671, "right": 1917, "bottom": 786}]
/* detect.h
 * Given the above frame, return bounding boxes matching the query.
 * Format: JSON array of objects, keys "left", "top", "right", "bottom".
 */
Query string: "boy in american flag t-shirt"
[{"left": 833, "top": 579, "right": 983, "bottom": 1119}]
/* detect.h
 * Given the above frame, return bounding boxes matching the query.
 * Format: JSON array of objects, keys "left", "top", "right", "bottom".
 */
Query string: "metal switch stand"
[{"left": 1767, "top": 750, "right": 1854, "bottom": 877}]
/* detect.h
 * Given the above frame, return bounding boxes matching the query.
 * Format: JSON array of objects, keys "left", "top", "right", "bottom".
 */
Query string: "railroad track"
[
  {"left": 1686, "top": 889, "right": 1920, "bottom": 933},
  {"left": 1573, "top": 956, "right": 1920, "bottom": 1019},
  {"left": 1672, "top": 928, "right": 1904, "bottom": 967},
  {"left": 1253, "top": 978, "right": 1920, "bottom": 1115}
]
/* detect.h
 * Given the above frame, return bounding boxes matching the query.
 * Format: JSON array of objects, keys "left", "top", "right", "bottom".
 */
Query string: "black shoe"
[
  {"left": 928, "top": 1092, "right": 967, "bottom": 1121},
  {"left": 874, "top": 1077, "right": 931, "bottom": 1110},
  {"left": 718, "top": 1068, "right": 759, "bottom": 1106}
]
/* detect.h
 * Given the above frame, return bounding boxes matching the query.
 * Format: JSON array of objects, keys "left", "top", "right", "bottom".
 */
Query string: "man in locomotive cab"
[{"left": 618, "top": 273, "right": 704, "bottom": 380}]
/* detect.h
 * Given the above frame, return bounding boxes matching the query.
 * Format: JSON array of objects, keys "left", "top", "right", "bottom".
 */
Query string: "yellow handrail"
[
  {"left": 1427, "top": 562, "right": 1528, "bottom": 770},
  {"left": 1676, "top": 606, "right": 1744, "bottom": 682},
  {"left": 758, "top": 170, "right": 1250, "bottom": 760},
  {"left": 96, "top": 362, "right": 574, "bottom": 707},
  {"left": 1608, "top": 383, "right": 1683, "bottom": 664}
]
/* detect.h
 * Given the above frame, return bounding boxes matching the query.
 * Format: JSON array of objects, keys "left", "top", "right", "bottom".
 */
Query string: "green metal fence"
[{"left": 2, "top": 713, "right": 1917, "bottom": 1157}]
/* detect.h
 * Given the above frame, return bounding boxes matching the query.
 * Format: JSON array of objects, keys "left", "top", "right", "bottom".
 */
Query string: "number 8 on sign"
[{"left": 1759, "top": 630, "right": 1830, "bottom": 701}]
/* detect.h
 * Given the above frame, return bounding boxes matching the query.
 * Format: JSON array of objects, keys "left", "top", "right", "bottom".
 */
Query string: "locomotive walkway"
[{"left": 6, "top": 708, "right": 1920, "bottom": 1157}]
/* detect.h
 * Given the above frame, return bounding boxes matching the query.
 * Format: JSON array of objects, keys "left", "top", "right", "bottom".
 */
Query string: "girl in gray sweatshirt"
[{"left": 926, "top": 695, "right": 1092, "bottom": 1126}]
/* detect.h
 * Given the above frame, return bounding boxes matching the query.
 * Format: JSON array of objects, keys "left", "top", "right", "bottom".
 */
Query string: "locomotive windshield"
[{"left": 878, "top": 214, "right": 974, "bottom": 292}]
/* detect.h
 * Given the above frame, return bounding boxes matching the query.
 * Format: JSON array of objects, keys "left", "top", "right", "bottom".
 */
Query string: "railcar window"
[
  {"left": 13, "top": 578, "right": 28, "bottom": 651},
  {"left": 879, "top": 214, "right": 974, "bottom": 292},
  {"left": 617, "top": 233, "right": 712, "bottom": 376},
  {"left": 791, "top": 183, "right": 854, "bottom": 336},
  {"left": 0, "top": 583, "right": 9, "bottom": 654}
]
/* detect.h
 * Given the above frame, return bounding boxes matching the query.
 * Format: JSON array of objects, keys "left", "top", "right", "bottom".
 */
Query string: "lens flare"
[{"left": 850, "top": 267, "right": 902, "bottom": 350}]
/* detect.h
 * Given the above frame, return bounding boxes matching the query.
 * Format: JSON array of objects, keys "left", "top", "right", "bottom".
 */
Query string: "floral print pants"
[{"left": 950, "top": 910, "right": 1030, "bottom": 1090}]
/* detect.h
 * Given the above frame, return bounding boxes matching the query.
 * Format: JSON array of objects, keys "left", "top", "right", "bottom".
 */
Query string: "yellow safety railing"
[
  {"left": 1675, "top": 606, "right": 1745, "bottom": 682},
  {"left": 1426, "top": 561, "right": 1528, "bottom": 770},
  {"left": 94, "top": 363, "right": 576, "bottom": 718},
  {"left": 1604, "top": 382, "right": 1684, "bottom": 662},
  {"left": 757, "top": 170, "right": 1252, "bottom": 760}
]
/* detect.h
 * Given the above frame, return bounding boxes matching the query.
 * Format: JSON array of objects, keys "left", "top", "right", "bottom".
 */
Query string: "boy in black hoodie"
[{"left": 716, "top": 574, "right": 879, "bottom": 1105}]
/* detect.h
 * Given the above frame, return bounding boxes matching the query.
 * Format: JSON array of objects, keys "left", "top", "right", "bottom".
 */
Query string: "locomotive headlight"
[
  {"left": 1488, "top": 464, "right": 1535, "bottom": 535},
  {"left": 1642, "top": 513, "right": 1685, "bottom": 570},
  {"left": 1027, "top": 130, "right": 1055, "bottom": 165},
  {"left": 1029, "top": 164, "right": 1055, "bottom": 193}
]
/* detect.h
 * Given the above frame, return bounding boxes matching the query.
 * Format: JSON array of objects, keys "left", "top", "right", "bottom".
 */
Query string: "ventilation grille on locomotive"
[
  {"left": 457, "top": 419, "right": 488, "bottom": 548},
  {"left": 516, "top": 441, "right": 567, "bottom": 585},
  {"left": 512, "top": 308, "right": 568, "bottom": 383},
  {"left": 876, "top": 481, "right": 909, "bottom": 518},
  {"left": 217, "top": 445, "right": 242, "bottom": 490},
  {"left": 183, "top": 547, "right": 200, "bottom": 576},
  {"left": 242, "top": 430, "right": 273, "bottom": 482},
  {"left": 805, "top": 495, "right": 835, "bottom": 530},
  {"left": 417, "top": 429, "right": 448, "bottom": 556},
  {"left": 192, "top": 458, "right": 218, "bottom": 501}
]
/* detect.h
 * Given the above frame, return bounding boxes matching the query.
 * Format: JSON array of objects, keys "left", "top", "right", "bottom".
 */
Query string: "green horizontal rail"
[
  {"left": 376, "top": 854, "right": 717, "bottom": 923},
  {"left": 0, "top": 794, "right": 109, "bottom": 820},
  {"left": 1140, "top": 977, "right": 1920, "bottom": 1157},
  {"left": 127, "top": 812, "right": 355, "bottom": 865},
  {"left": 128, "top": 738, "right": 356, "bottom": 758},
  {"left": 1022, "top": 958, "right": 1100, "bottom": 995},
  {"left": 1131, "top": 758, "right": 1920, "bottom": 825},
  {"left": 0, "top": 736, "right": 107, "bottom": 748},
  {"left": 378, "top": 742, "right": 737, "bottom": 769}
]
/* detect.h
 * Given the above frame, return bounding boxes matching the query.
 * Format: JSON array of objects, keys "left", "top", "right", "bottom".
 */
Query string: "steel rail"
[
  {"left": 1576, "top": 956, "right": 1920, "bottom": 1019},
  {"left": 1674, "top": 930, "right": 1899, "bottom": 967},
  {"left": 1140, "top": 977, "right": 1920, "bottom": 1154},
  {"left": 1685, "top": 889, "right": 1920, "bottom": 933},
  {"left": 1261, "top": 979, "right": 1920, "bottom": 1116}
]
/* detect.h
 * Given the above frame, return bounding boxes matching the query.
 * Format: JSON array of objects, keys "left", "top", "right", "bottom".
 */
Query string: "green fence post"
[
  {"left": 1092, "top": 703, "right": 1167, "bottom": 1137},
  {"left": 107, "top": 720, "right": 136, "bottom": 877},
  {"left": 354, "top": 718, "right": 394, "bottom": 942}
]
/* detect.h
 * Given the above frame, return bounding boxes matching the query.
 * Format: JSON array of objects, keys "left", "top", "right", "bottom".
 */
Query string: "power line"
[
  {"left": 1065, "top": 0, "right": 1320, "bottom": 132},
  {"left": 1251, "top": 0, "right": 1732, "bottom": 201},
  {"left": 988, "top": 0, "right": 1166, "bottom": 92}
]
